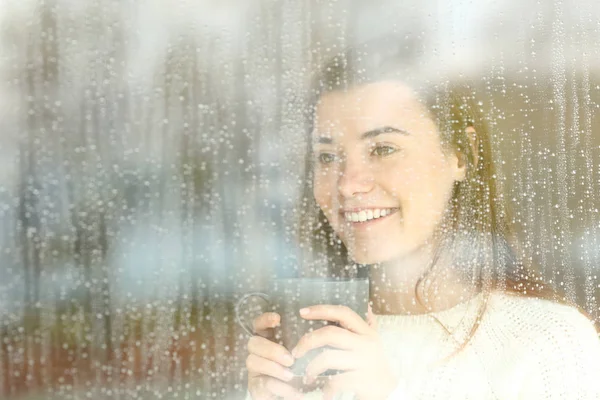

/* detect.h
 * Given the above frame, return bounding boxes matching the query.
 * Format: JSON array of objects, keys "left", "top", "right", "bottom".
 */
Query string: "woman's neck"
[{"left": 367, "top": 242, "right": 476, "bottom": 315}]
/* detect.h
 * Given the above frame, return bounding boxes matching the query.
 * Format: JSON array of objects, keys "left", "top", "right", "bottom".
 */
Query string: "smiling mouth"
[{"left": 340, "top": 208, "right": 400, "bottom": 224}]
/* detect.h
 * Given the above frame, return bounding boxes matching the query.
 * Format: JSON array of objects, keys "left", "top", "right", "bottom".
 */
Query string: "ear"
[{"left": 452, "top": 126, "right": 479, "bottom": 182}]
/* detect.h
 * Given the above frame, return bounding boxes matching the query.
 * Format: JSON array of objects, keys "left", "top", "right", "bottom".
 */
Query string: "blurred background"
[{"left": 0, "top": 0, "right": 599, "bottom": 398}]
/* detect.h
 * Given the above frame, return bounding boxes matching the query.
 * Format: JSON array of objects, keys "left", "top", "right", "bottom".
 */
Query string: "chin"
[
  {"left": 348, "top": 246, "right": 405, "bottom": 265},
  {"left": 345, "top": 234, "right": 426, "bottom": 265}
]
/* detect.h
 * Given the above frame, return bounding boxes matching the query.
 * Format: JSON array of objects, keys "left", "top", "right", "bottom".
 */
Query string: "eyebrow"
[{"left": 316, "top": 126, "right": 409, "bottom": 144}]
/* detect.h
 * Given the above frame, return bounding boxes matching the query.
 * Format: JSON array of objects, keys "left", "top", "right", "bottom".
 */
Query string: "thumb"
[{"left": 367, "top": 303, "right": 377, "bottom": 329}]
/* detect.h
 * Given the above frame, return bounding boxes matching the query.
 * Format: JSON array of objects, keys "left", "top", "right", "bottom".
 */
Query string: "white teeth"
[
  {"left": 358, "top": 211, "right": 367, "bottom": 222},
  {"left": 344, "top": 208, "right": 396, "bottom": 223}
]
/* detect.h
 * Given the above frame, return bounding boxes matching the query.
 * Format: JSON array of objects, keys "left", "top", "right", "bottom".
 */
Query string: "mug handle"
[{"left": 235, "top": 292, "right": 271, "bottom": 338}]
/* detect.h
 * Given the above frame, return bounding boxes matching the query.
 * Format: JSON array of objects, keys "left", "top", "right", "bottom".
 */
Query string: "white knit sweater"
[{"left": 245, "top": 291, "right": 600, "bottom": 399}]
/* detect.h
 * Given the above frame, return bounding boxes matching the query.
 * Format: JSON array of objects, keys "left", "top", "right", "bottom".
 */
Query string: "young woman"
[{"left": 243, "top": 40, "right": 600, "bottom": 399}]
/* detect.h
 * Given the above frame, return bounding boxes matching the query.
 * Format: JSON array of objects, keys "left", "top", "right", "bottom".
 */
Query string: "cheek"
[
  {"left": 412, "top": 152, "right": 453, "bottom": 183},
  {"left": 413, "top": 161, "right": 456, "bottom": 215},
  {"left": 390, "top": 156, "right": 453, "bottom": 212},
  {"left": 386, "top": 158, "right": 438, "bottom": 196}
]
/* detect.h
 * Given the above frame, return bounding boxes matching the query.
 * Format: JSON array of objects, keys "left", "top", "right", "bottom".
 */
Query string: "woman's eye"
[
  {"left": 317, "top": 153, "right": 337, "bottom": 164},
  {"left": 371, "top": 145, "right": 398, "bottom": 157}
]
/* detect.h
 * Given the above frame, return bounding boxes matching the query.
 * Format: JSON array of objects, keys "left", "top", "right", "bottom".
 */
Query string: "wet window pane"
[{"left": 1, "top": 1, "right": 599, "bottom": 399}]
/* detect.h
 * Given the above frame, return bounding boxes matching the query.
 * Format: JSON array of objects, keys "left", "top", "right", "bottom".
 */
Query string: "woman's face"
[{"left": 312, "top": 81, "right": 466, "bottom": 264}]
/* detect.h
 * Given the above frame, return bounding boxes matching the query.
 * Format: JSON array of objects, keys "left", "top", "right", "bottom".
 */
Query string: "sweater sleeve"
[
  {"left": 385, "top": 379, "right": 412, "bottom": 399},
  {"left": 246, "top": 382, "right": 411, "bottom": 400},
  {"left": 518, "top": 309, "right": 600, "bottom": 399}
]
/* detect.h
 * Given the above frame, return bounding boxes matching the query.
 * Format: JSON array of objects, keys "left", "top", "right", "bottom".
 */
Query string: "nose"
[{"left": 337, "top": 155, "right": 375, "bottom": 198}]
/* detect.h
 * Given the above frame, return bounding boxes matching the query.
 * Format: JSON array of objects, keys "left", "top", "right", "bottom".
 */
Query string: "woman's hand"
[
  {"left": 290, "top": 305, "right": 397, "bottom": 400},
  {"left": 246, "top": 312, "right": 303, "bottom": 400}
]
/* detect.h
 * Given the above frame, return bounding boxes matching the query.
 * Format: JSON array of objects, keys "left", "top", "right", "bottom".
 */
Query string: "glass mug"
[{"left": 235, "top": 277, "right": 369, "bottom": 390}]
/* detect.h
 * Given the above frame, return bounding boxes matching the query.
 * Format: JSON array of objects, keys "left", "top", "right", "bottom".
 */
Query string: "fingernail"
[
  {"left": 283, "top": 354, "right": 294, "bottom": 365},
  {"left": 299, "top": 308, "right": 309, "bottom": 316}
]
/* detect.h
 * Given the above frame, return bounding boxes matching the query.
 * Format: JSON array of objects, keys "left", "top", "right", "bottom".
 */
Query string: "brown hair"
[{"left": 296, "top": 38, "right": 593, "bottom": 352}]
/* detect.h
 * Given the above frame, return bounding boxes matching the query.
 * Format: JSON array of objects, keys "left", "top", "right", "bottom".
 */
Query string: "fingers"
[
  {"left": 304, "top": 349, "right": 356, "bottom": 382},
  {"left": 298, "top": 305, "right": 372, "bottom": 336},
  {"left": 246, "top": 353, "right": 295, "bottom": 383},
  {"left": 320, "top": 371, "right": 359, "bottom": 400},
  {"left": 249, "top": 375, "right": 303, "bottom": 400},
  {"left": 247, "top": 312, "right": 300, "bottom": 398},
  {"left": 247, "top": 335, "right": 295, "bottom": 367},
  {"left": 367, "top": 304, "right": 377, "bottom": 329},
  {"left": 252, "top": 312, "right": 280, "bottom": 338},
  {"left": 246, "top": 332, "right": 302, "bottom": 400},
  {"left": 291, "top": 325, "right": 362, "bottom": 359}
]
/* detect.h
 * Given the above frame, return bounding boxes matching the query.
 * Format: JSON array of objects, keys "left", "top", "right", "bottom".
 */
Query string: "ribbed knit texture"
[{"left": 245, "top": 291, "right": 600, "bottom": 399}]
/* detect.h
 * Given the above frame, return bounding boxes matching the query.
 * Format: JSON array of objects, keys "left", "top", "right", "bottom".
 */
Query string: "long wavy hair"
[{"left": 295, "top": 38, "right": 586, "bottom": 351}]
